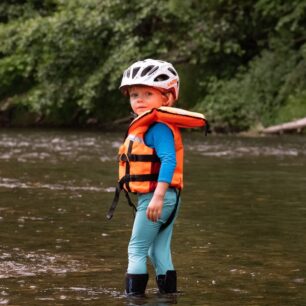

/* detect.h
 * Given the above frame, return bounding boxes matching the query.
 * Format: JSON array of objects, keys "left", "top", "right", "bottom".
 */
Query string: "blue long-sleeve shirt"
[{"left": 144, "top": 123, "right": 176, "bottom": 183}]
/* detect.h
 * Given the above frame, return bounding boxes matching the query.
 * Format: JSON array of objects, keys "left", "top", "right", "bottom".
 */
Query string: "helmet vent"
[
  {"left": 126, "top": 69, "right": 130, "bottom": 78},
  {"left": 132, "top": 67, "right": 140, "bottom": 78},
  {"left": 148, "top": 66, "right": 158, "bottom": 75},
  {"left": 168, "top": 67, "right": 177, "bottom": 76},
  {"left": 154, "top": 74, "right": 170, "bottom": 82},
  {"left": 141, "top": 65, "right": 155, "bottom": 76}
]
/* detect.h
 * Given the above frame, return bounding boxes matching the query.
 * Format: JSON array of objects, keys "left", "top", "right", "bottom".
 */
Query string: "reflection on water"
[{"left": 0, "top": 129, "right": 306, "bottom": 305}]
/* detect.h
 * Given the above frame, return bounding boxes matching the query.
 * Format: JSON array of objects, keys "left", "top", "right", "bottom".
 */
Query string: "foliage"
[
  {"left": 275, "top": 90, "right": 306, "bottom": 123},
  {"left": 0, "top": 0, "right": 306, "bottom": 129},
  {"left": 198, "top": 0, "right": 306, "bottom": 131},
  {"left": 199, "top": 42, "right": 306, "bottom": 131}
]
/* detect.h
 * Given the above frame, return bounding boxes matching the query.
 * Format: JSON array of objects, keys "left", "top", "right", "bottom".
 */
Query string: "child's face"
[{"left": 129, "top": 85, "right": 172, "bottom": 115}]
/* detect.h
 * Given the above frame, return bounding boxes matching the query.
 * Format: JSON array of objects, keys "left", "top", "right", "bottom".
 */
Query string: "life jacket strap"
[
  {"left": 119, "top": 153, "right": 160, "bottom": 162},
  {"left": 106, "top": 174, "right": 163, "bottom": 220},
  {"left": 108, "top": 173, "right": 158, "bottom": 219},
  {"left": 204, "top": 121, "right": 211, "bottom": 135},
  {"left": 106, "top": 183, "right": 122, "bottom": 220},
  {"left": 124, "top": 190, "right": 137, "bottom": 217},
  {"left": 123, "top": 173, "right": 159, "bottom": 183},
  {"left": 159, "top": 189, "right": 181, "bottom": 232}
]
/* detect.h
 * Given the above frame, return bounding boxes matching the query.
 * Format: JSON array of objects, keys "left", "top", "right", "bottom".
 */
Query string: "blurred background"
[
  {"left": 1, "top": 2, "right": 306, "bottom": 305},
  {"left": 1, "top": 0, "right": 306, "bottom": 133}
]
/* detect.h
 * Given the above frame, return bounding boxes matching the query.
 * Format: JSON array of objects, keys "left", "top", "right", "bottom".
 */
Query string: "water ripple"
[
  {"left": 0, "top": 177, "right": 114, "bottom": 192},
  {"left": 0, "top": 133, "right": 119, "bottom": 163},
  {"left": 1, "top": 133, "right": 306, "bottom": 163},
  {"left": 186, "top": 136, "right": 306, "bottom": 157},
  {"left": 0, "top": 248, "right": 85, "bottom": 279}
]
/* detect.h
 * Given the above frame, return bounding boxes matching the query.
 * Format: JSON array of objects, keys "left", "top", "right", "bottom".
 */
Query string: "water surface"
[{"left": 0, "top": 129, "right": 305, "bottom": 305}]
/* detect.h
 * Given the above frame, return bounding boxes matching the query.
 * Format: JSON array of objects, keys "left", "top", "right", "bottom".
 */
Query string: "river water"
[{"left": 0, "top": 129, "right": 305, "bottom": 305}]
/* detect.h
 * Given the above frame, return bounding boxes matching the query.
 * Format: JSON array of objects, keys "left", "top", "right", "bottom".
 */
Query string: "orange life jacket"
[{"left": 107, "top": 107, "right": 208, "bottom": 220}]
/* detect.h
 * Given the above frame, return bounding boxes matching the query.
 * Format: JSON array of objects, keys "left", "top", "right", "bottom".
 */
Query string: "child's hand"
[
  {"left": 146, "top": 198, "right": 163, "bottom": 222},
  {"left": 146, "top": 182, "right": 169, "bottom": 222}
]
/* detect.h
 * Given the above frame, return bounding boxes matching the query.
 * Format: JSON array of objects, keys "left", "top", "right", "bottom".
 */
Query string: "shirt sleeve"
[{"left": 144, "top": 122, "right": 176, "bottom": 184}]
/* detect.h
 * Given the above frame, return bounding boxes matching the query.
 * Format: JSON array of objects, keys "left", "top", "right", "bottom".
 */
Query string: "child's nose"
[{"left": 136, "top": 96, "right": 144, "bottom": 103}]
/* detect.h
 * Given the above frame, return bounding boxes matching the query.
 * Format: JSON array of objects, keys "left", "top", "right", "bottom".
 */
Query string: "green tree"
[
  {"left": 0, "top": 0, "right": 305, "bottom": 130},
  {"left": 0, "top": 0, "right": 258, "bottom": 126},
  {"left": 198, "top": 0, "right": 306, "bottom": 131}
]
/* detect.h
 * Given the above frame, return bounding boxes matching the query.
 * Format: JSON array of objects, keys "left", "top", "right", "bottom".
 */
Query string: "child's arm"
[
  {"left": 144, "top": 123, "right": 176, "bottom": 222},
  {"left": 146, "top": 182, "right": 169, "bottom": 222}
]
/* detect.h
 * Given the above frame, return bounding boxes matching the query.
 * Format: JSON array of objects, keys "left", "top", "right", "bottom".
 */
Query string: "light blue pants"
[{"left": 127, "top": 188, "right": 180, "bottom": 276}]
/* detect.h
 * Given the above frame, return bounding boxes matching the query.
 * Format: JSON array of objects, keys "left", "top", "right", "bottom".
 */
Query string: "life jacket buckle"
[{"left": 119, "top": 153, "right": 130, "bottom": 163}]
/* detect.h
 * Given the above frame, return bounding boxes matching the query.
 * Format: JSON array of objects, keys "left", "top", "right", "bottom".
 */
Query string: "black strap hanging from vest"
[
  {"left": 204, "top": 121, "right": 211, "bottom": 135},
  {"left": 106, "top": 183, "right": 123, "bottom": 220},
  {"left": 107, "top": 182, "right": 181, "bottom": 233},
  {"left": 106, "top": 173, "right": 159, "bottom": 220},
  {"left": 159, "top": 189, "right": 181, "bottom": 232},
  {"left": 124, "top": 190, "right": 137, "bottom": 217},
  {"left": 106, "top": 181, "right": 137, "bottom": 220}
]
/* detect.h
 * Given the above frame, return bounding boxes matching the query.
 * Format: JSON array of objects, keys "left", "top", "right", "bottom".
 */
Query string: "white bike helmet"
[{"left": 119, "top": 59, "right": 180, "bottom": 101}]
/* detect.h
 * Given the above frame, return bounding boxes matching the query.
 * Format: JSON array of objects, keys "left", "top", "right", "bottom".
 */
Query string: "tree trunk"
[{"left": 262, "top": 117, "right": 306, "bottom": 134}]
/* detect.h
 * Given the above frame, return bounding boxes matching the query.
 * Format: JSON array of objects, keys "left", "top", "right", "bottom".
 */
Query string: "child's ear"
[{"left": 163, "top": 92, "right": 175, "bottom": 106}]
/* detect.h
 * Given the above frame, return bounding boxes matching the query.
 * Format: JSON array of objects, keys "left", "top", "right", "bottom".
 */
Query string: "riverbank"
[{"left": 1, "top": 108, "right": 306, "bottom": 135}]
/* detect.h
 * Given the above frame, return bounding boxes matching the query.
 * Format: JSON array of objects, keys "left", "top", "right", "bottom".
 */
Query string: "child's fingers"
[
  {"left": 149, "top": 212, "right": 157, "bottom": 222},
  {"left": 146, "top": 208, "right": 153, "bottom": 221},
  {"left": 146, "top": 207, "right": 160, "bottom": 222}
]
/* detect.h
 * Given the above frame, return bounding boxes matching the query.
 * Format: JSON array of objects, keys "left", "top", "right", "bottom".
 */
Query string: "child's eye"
[
  {"left": 130, "top": 93, "right": 138, "bottom": 99},
  {"left": 145, "top": 92, "right": 153, "bottom": 97}
]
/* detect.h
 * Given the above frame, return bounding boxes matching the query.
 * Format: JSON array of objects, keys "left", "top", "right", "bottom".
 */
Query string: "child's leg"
[
  {"left": 126, "top": 193, "right": 159, "bottom": 295},
  {"left": 148, "top": 189, "right": 180, "bottom": 274},
  {"left": 127, "top": 189, "right": 178, "bottom": 274},
  {"left": 127, "top": 200, "right": 160, "bottom": 274},
  {"left": 148, "top": 189, "right": 180, "bottom": 293},
  {"left": 148, "top": 221, "right": 175, "bottom": 275}
]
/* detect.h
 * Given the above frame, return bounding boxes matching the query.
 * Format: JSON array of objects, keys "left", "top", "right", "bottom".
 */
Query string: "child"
[{"left": 107, "top": 59, "right": 207, "bottom": 296}]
